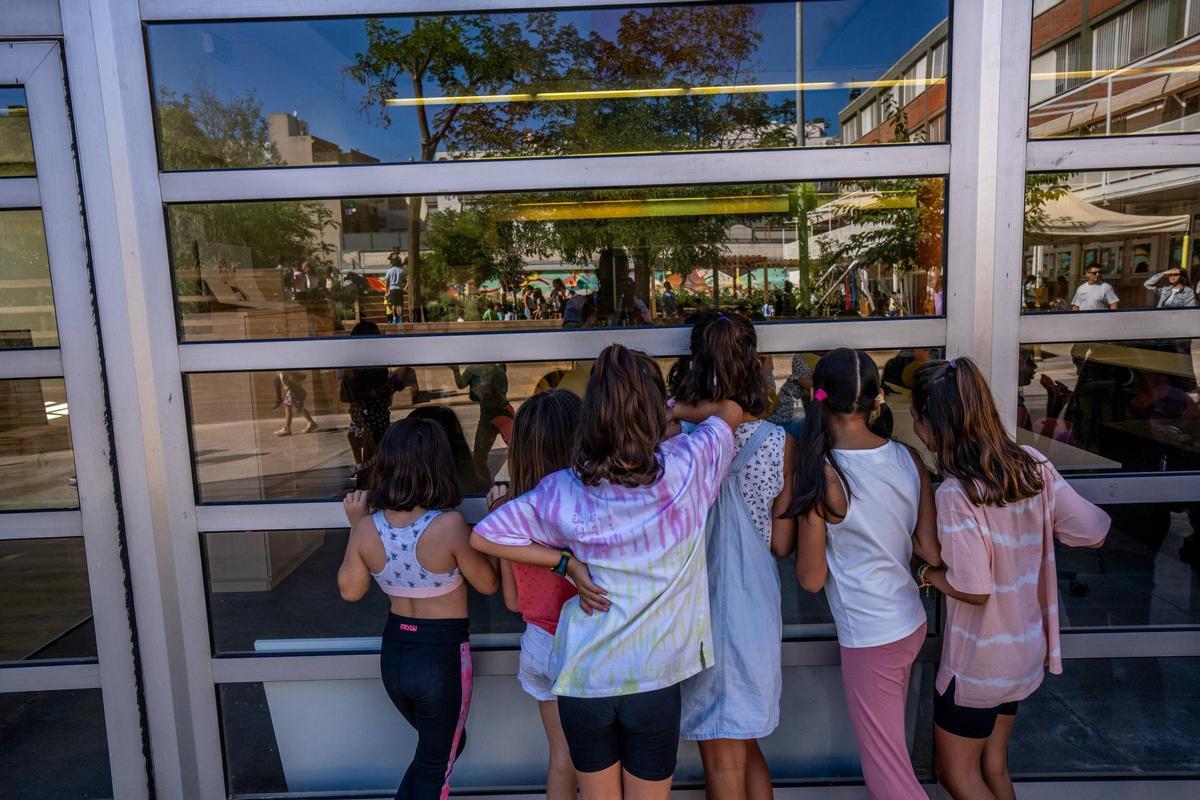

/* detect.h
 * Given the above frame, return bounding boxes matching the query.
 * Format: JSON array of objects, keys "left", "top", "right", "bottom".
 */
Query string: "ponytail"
[{"left": 784, "top": 349, "right": 881, "bottom": 518}]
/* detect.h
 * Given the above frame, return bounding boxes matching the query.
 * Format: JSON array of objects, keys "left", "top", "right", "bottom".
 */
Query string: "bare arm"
[
  {"left": 499, "top": 558, "right": 519, "bottom": 613},
  {"left": 794, "top": 508, "right": 829, "bottom": 593},
  {"left": 337, "top": 520, "right": 375, "bottom": 602},
  {"left": 447, "top": 514, "right": 499, "bottom": 595},
  {"left": 671, "top": 399, "right": 743, "bottom": 432},
  {"left": 904, "top": 445, "right": 942, "bottom": 567},
  {"left": 470, "top": 534, "right": 610, "bottom": 614},
  {"left": 770, "top": 435, "right": 798, "bottom": 558},
  {"left": 923, "top": 565, "right": 989, "bottom": 605}
]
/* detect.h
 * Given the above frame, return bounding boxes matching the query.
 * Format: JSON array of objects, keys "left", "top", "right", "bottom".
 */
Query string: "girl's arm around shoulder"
[
  {"left": 770, "top": 434, "right": 798, "bottom": 558},
  {"left": 902, "top": 443, "right": 942, "bottom": 567},
  {"left": 438, "top": 511, "right": 500, "bottom": 595},
  {"left": 671, "top": 399, "right": 743, "bottom": 433}
]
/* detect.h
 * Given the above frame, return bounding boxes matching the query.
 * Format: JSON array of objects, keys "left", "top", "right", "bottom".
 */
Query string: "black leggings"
[{"left": 379, "top": 615, "right": 472, "bottom": 800}]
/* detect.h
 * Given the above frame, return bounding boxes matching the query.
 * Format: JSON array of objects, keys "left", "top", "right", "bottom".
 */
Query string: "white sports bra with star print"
[{"left": 369, "top": 509, "right": 463, "bottom": 598}]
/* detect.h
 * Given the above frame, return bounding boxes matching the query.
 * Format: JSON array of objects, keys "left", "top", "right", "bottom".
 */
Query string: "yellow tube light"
[
  {"left": 385, "top": 76, "right": 946, "bottom": 108},
  {"left": 501, "top": 194, "right": 791, "bottom": 222}
]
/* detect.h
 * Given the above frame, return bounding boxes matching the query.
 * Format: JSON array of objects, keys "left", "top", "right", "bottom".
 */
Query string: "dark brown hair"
[
  {"left": 369, "top": 417, "right": 462, "bottom": 512},
  {"left": 785, "top": 348, "right": 881, "bottom": 518},
  {"left": 670, "top": 313, "right": 770, "bottom": 416},
  {"left": 912, "top": 357, "right": 1044, "bottom": 506},
  {"left": 574, "top": 344, "right": 667, "bottom": 487},
  {"left": 509, "top": 389, "right": 581, "bottom": 497}
]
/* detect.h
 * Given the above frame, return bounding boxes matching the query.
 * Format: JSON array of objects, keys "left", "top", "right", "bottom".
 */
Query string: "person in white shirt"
[{"left": 1070, "top": 265, "right": 1118, "bottom": 311}]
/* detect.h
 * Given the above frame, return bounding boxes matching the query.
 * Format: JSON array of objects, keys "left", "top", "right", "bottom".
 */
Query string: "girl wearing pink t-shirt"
[
  {"left": 488, "top": 389, "right": 582, "bottom": 800},
  {"left": 910, "top": 358, "right": 1109, "bottom": 800}
]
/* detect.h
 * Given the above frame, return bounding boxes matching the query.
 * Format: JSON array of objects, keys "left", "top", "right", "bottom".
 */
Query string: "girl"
[
  {"left": 785, "top": 348, "right": 940, "bottom": 800},
  {"left": 274, "top": 370, "right": 318, "bottom": 436},
  {"left": 338, "top": 418, "right": 499, "bottom": 800},
  {"left": 909, "top": 358, "right": 1109, "bottom": 800},
  {"left": 487, "top": 390, "right": 582, "bottom": 800},
  {"left": 470, "top": 344, "right": 742, "bottom": 800},
  {"left": 671, "top": 314, "right": 796, "bottom": 800}
]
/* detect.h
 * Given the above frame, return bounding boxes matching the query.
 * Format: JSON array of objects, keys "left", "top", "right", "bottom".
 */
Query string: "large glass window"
[
  {"left": 0, "top": 689, "right": 112, "bottom": 800},
  {"left": 1030, "top": 0, "right": 1200, "bottom": 138},
  {"left": 168, "top": 178, "right": 946, "bottom": 340},
  {"left": 0, "top": 87, "right": 34, "bottom": 177},
  {"left": 1018, "top": 339, "right": 1200, "bottom": 475},
  {"left": 0, "top": 378, "right": 77, "bottom": 510},
  {"left": 0, "top": 538, "right": 96, "bottom": 663},
  {"left": 1023, "top": 170, "right": 1200, "bottom": 313},
  {"left": 0, "top": 210, "right": 58, "bottom": 348},
  {"left": 146, "top": 1, "right": 950, "bottom": 172}
]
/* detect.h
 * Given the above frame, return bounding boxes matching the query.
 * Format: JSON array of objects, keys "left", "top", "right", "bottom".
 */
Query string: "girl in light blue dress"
[{"left": 670, "top": 313, "right": 797, "bottom": 800}]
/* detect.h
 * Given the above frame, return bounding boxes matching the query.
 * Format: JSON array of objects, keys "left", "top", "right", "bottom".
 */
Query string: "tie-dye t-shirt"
[{"left": 473, "top": 417, "right": 735, "bottom": 698}]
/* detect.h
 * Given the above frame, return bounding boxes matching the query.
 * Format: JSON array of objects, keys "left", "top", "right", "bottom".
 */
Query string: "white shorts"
[{"left": 518, "top": 624, "right": 557, "bottom": 703}]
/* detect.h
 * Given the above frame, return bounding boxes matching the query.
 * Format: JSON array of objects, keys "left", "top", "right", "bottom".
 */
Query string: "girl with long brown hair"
[
  {"left": 910, "top": 357, "right": 1109, "bottom": 800},
  {"left": 487, "top": 389, "right": 584, "bottom": 800},
  {"left": 471, "top": 344, "right": 742, "bottom": 800},
  {"left": 784, "top": 348, "right": 940, "bottom": 800},
  {"left": 671, "top": 313, "right": 796, "bottom": 800}
]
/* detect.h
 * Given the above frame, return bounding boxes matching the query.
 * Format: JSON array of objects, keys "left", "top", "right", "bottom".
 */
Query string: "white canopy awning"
[{"left": 1026, "top": 191, "right": 1191, "bottom": 243}]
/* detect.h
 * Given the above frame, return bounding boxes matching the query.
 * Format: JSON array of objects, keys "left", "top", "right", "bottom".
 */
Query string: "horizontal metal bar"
[
  {"left": 1020, "top": 308, "right": 1200, "bottom": 344},
  {"left": 158, "top": 145, "right": 951, "bottom": 204},
  {"left": 1027, "top": 134, "right": 1200, "bottom": 172},
  {"left": 1068, "top": 474, "right": 1200, "bottom": 505},
  {"left": 0, "top": 7, "right": 62, "bottom": 36},
  {"left": 0, "top": 177, "right": 39, "bottom": 208},
  {"left": 178, "top": 318, "right": 946, "bottom": 372},
  {"left": 0, "top": 40, "right": 55, "bottom": 82},
  {"left": 140, "top": 0, "right": 781, "bottom": 22},
  {"left": 1059, "top": 630, "right": 1200, "bottom": 659},
  {"left": 211, "top": 647, "right": 520, "bottom": 683},
  {"left": 0, "top": 662, "right": 102, "bottom": 692},
  {"left": 0, "top": 510, "right": 83, "bottom": 540},
  {"left": 0, "top": 348, "right": 63, "bottom": 379},
  {"left": 197, "top": 497, "right": 489, "bottom": 531}
]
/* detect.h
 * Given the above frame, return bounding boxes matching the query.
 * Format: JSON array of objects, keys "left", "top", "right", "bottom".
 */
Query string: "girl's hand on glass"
[
  {"left": 343, "top": 490, "right": 370, "bottom": 526},
  {"left": 566, "top": 558, "right": 610, "bottom": 615},
  {"left": 486, "top": 482, "right": 509, "bottom": 511}
]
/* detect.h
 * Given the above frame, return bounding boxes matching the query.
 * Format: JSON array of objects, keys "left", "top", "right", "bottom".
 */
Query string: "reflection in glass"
[
  {"left": 0, "top": 87, "right": 34, "bottom": 176},
  {"left": 1010, "top": 657, "right": 1200, "bottom": 774},
  {"left": 168, "top": 179, "right": 945, "bottom": 340},
  {"left": 0, "top": 378, "right": 77, "bottom": 509},
  {"left": 1056, "top": 504, "right": 1200, "bottom": 630},
  {"left": 1017, "top": 340, "right": 1200, "bottom": 474},
  {"left": 0, "top": 538, "right": 95, "bottom": 662},
  {"left": 148, "top": 2, "right": 949, "bottom": 172},
  {"left": 1023, "top": 171, "right": 1199, "bottom": 313},
  {"left": 0, "top": 690, "right": 112, "bottom": 800},
  {"left": 1030, "top": 0, "right": 1200, "bottom": 138},
  {"left": 186, "top": 350, "right": 934, "bottom": 504},
  {"left": 0, "top": 210, "right": 58, "bottom": 348}
]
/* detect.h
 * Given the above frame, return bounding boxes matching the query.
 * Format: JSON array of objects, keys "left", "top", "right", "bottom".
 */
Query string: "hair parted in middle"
[{"left": 574, "top": 343, "right": 667, "bottom": 488}]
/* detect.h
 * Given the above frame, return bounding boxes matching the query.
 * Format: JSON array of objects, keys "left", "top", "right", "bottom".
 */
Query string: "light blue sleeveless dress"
[{"left": 679, "top": 420, "right": 783, "bottom": 740}]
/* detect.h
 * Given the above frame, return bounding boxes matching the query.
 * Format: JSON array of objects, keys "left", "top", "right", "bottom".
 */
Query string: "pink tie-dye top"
[
  {"left": 473, "top": 417, "right": 735, "bottom": 698},
  {"left": 936, "top": 448, "right": 1110, "bottom": 708}
]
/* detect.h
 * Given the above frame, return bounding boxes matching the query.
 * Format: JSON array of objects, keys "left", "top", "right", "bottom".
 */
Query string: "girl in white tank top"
[{"left": 783, "top": 349, "right": 941, "bottom": 800}]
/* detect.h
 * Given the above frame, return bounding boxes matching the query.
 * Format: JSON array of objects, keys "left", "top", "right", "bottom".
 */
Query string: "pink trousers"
[{"left": 840, "top": 623, "right": 928, "bottom": 800}]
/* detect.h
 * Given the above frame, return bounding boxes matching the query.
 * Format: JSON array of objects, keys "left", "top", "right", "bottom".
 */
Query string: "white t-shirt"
[{"left": 1071, "top": 281, "right": 1118, "bottom": 310}]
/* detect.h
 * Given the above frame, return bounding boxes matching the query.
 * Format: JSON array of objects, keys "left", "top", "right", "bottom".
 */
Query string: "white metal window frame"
[
  {"left": 0, "top": 39, "right": 147, "bottom": 800},
  {"left": 1, "top": 0, "right": 1197, "bottom": 797}
]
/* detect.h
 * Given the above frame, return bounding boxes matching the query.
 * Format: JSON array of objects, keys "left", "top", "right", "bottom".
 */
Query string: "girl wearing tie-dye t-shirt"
[
  {"left": 910, "top": 358, "right": 1109, "bottom": 800},
  {"left": 471, "top": 344, "right": 742, "bottom": 799}
]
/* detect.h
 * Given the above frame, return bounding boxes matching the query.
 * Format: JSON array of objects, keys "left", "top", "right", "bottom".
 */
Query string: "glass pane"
[
  {"left": 0, "top": 87, "right": 34, "bottom": 177},
  {"left": 0, "top": 689, "right": 112, "bottom": 799},
  {"left": 203, "top": 528, "right": 519, "bottom": 655},
  {"left": 0, "top": 378, "right": 78, "bottom": 510},
  {"left": 147, "top": 1, "right": 949, "bottom": 171},
  {"left": 1030, "top": 0, "right": 1200, "bottom": 138},
  {"left": 0, "top": 210, "right": 59, "bottom": 348},
  {"left": 1023, "top": 170, "right": 1200, "bottom": 313},
  {"left": 168, "top": 178, "right": 946, "bottom": 341},
  {"left": 1058, "top": 503, "right": 1200, "bottom": 629},
  {"left": 0, "top": 538, "right": 96, "bottom": 663},
  {"left": 1011, "top": 657, "right": 1200, "bottom": 774},
  {"left": 185, "top": 349, "right": 937, "bottom": 503},
  {"left": 1018, "top": 340, "right": 1200, "bottom": 474},
  {"left": 219, "top": 667, "right": 932, "bottom": 794}
]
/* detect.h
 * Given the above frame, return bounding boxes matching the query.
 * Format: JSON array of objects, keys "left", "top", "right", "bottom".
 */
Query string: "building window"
[
  {"left": 1030, "top": 36, "right": 1082, "bottom": 104},
  {"left": 928, "top": 39, "right": 948, "bottom": 82},
  {"left": 1092, "top": 0, "right": 1173, "bottom": 74},
  {"left": 899, "top": 55, "right": 928, "bottom": 108},
  {"left": 1033, "top": 0, "right": 1065, "bottom": 16},
  {"left": 1189, "top": 0, "right": 1200, "bottom": 36}
]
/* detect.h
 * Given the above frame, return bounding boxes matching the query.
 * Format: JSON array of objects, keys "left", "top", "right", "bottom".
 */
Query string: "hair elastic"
[
  {"left": 949, "top": 358, "right": 959, "bottom": 369},
  {"left": 814, "top": 388, "right": 828, "bottom": 402}
]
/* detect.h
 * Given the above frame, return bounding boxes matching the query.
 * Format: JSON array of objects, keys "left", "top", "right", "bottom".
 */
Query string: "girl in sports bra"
[{"left": 338, "top": 417, "right": 498, "bottom": 800}]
